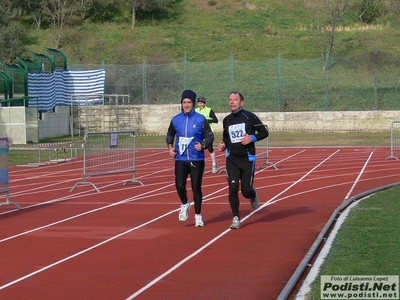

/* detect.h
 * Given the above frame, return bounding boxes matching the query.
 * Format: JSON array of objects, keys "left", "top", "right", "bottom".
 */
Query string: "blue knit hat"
[{"left": 181, "top": 89, "right": 197, "bottom": 105}]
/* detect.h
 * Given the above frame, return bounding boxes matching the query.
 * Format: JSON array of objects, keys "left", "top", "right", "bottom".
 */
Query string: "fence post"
[
  {"left": 230, "top": 52, "right": 234, "bottom": 91},
  {"left": 184, "top": 52, "right": 187, "bottom": 90},
  {"left": 142, "top": 59, "right": 147, "bottom": 104},
  {"left": 277, "top": 51, "right": 282, "bottom": 111},
  {"left": 325, "top": 50, "right": 330, "bottom": 111},
  {"left": 374, "top": 73, "right": 378, "bottom": 110}
]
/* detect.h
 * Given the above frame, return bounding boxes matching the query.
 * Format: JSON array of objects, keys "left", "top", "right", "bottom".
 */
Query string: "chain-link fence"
[{"left": 71, "top": 51, "right": 400, "bottom": 113}]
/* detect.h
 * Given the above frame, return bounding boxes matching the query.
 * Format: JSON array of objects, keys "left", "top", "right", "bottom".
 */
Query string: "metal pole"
[
  {"left": 325, "top": 50, "right": 330, "bottom": 110},
  {"left": 184, "top": 53, "right": 187, "bottom": 90},
  {"left": 142, "top": 60, "right": 147, "bottom": 104},
  {"left": 230, "top": 52, "right": 234, "bottom": 91},
  {"left": 277, "top": 51, "right": 282, "bottom": 111}
]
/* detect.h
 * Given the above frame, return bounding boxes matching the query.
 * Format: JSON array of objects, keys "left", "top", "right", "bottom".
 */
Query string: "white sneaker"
[
  {"left": 250, "top": 187, "right": 260, "bottom": 210},
  {"left": 230, "top": 216, "right": 241, "bottom": 229},
  {"left": 195, "top": 214, "right": 204, "bottom": 227},
  {"left": 212, "top": 162, "right": 218, "bottom": 174},
  {"left": 179, "top": 203, "right": 190, "bottom": 221}
]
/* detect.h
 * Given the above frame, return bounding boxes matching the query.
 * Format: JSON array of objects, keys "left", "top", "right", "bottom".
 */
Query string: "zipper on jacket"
[{"left": 185, "top": 115, "right": 190, "bottom": 160}]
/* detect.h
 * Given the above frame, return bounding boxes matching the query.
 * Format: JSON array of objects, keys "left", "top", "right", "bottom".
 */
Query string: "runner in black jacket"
[{"left": 217, "top": 92, "right": 269, "bottom": 229}]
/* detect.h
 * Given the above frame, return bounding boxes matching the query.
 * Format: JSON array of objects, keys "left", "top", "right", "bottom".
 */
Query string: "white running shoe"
[
  {"left": 179, "top": 202, "right": 190, "bottom": 221},
  {"left": 195, "top": 214, "right": 204, "bottom": 227},
  {"left": 230, "top": 216, "right": 241, "bottom": 229},
  {"left": 212, "top": 163, "right": 218, "bottom": 174},
  {"left": 250, "top": 187, "right": 260, "bottom": 209}
]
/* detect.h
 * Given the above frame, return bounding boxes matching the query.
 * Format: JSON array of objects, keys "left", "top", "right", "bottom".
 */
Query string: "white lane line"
[
  {"left": 295, "top": 200, "right": 360, "bottom": 299},
  {"left": 0, "top": 148, "right": 309, "bottom": 294},
  {"left": 0, "top": 183, "right": 175, "bottom": 243},
  {"left": 344, "top": 148, "right": 375, "bottom": 200},
  {"left": 242, "top": 150, "right": 340, "bottom": 222},
  {"left": 1, "top": 163, "right": 177, "bottom": 215},
  {"left": 0, "top": 209, "right": 177, "bottom": 291},
  {"left": 125, "top": 227, "right": 233, "bottom": 300},
  {"left": 125, "top": 149, "right": 339, "bottom": 299},
  {"left": 295, "top": 149, "right": 376, "bottom": 299}
]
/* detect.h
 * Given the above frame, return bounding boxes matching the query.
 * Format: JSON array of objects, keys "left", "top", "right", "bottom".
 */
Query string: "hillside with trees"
[{"left": 1, "top": 0, "right": 399, "bottom": 65}]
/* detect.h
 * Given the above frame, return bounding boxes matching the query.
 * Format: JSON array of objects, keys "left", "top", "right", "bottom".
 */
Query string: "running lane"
[{"left": 0, "top": 147, "right": 398, "bottom": 299}]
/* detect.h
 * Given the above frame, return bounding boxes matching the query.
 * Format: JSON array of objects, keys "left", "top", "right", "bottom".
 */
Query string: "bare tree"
[
  {"left": 77, "top": 0, "right": 93, "bottom": 20},
  {"left": 26, "top": 0, "right": 47, "bottom": 30},
  {"left": 42, "top": 0, "right": 82, "bottom": 48},
  {"left": 322, "top": 0, "right": 350, "bottom": 70},
  {"left": 127, "top": 0, "right": 175, "bottom": 29},
  {"left": 355, "top": 0, "right": 382, "bottom": 23}
]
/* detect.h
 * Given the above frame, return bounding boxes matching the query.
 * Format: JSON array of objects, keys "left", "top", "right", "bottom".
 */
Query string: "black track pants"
[
  {"left": 225, "top": 155, "right": 256, "bottom": 217},
  {"left": 175, "top": 160, "right": 205, "bottom": 215}
]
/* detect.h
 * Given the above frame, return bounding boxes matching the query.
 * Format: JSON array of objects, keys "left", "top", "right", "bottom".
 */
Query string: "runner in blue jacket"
[{"left": 166, "top": 89, "right": 214, "bottom": 227}]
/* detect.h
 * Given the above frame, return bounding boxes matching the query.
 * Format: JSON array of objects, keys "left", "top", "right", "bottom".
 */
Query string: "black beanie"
[
  {"left": 181, "top": 89, "right": 197, "bottom": 105},
  {"left": 197, "top": 96, "right": 206, "bottom": 103}
]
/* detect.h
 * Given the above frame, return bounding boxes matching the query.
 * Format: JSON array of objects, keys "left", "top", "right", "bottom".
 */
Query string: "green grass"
[
  {"left": 23, "top": 0, "right": 400, "bottom": 65},
  {"left": 300, "top": 186, "right": 400, "bottom": 299},
  {"left": 16, "top": 1, "right": 400, "bottom": 112}
]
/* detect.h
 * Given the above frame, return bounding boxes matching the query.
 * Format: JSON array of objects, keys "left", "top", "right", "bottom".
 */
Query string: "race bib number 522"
[{"left": 228, "top": 123, "right": 246, "bottom": 143}]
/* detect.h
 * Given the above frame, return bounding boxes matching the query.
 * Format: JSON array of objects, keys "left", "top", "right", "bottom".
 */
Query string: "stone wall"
[
  {"left": 138, "top": 105, "right": 400, "bottom": 133},
  {"left": 252, "top": 110, "right": 400, "bottom": 132},
  {"left": 1, "top": 105, "right": 400, "bottom": 144}
]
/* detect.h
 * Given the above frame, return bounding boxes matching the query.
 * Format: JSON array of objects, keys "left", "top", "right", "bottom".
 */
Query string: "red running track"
[{"left": 0, "top": 146, "right": 399, "bottom": 300}]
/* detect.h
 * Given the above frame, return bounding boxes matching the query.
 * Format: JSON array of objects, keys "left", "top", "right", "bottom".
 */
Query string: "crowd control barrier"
[
  {"left": 70, "top": 130, "right": 143, "bottom": 192},
  {"left": 386, "top": 121, "right": 400, "bottom": 160}
]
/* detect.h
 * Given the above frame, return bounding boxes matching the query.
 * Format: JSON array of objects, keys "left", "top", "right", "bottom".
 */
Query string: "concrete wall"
[
  {"left": 1, "top": 105, "right": 400, "bottom": 144},
  {"left": 0, "top": 106, "right": 70, "bottom": 144},
  {"left": 250, "top": 110, "right": 400, "bottom": 132},
  {"left": 0, "top": 107, "right": 38, "bottom": 144},
  {"left": 38, "top": 106, "right": 71, "bottom": 140},
  {"left": 44, "top": 105, "right": 400, "bottom": 136},
  {"left": 140, "top": 105, "right": 400, "bottom": 133}
]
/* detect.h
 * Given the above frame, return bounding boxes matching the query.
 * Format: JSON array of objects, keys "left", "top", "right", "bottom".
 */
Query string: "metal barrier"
[
  {"left": 49, "top": 145, "right": 77, "bottom": 163},
  {"left": 0, "top": 137, "right": 21, "bottom": 209},
  {"left": 386, "top": 121, "right": 400, "bottom": 160},
  {"left": 70, "top": 130, "right": 143, "bottom": 192},
  {"left": 257, "top": 136, "right": 278, "bottom": 170},
  {"left": 14, "top": 141, "right": 77, "bottom": 167},
  {"left": 71, "top": 94, "right": 141, "bottom": 140}
]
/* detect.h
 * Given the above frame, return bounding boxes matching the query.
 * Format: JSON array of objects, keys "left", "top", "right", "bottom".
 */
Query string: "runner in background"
[{"left": 195, "top": 96, "right": 219, "bottom": 173}]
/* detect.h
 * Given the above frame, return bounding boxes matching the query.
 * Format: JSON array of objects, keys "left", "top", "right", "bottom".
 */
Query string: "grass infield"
[{"left": 299, "top": 186, "right": 400, "bottom": 299}]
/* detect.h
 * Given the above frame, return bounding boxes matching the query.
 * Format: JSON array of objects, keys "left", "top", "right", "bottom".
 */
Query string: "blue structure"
[{"left": 0, "top": 47, "right": 68, "bottom": 105}]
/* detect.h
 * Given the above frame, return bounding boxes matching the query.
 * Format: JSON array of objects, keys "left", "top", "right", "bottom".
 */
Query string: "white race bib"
[
  {"left": 178, "top": 137, "right": 194, "bottom": 155},
  {"left": 228, "top": 123, "right": 246, "bottom": 143}
]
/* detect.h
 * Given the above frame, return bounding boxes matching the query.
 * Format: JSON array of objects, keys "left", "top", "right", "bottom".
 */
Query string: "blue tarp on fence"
[{"left": 27, "top": 69, "right": 106, "bottom": 111}]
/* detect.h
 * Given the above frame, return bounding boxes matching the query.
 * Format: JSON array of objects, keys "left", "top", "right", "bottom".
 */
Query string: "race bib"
[
  {"left": 178, "top": 137, "right": 194, "bottom": 155},
  {"left": 228, "top": 123, "right": 246, "bottom": 143}
]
